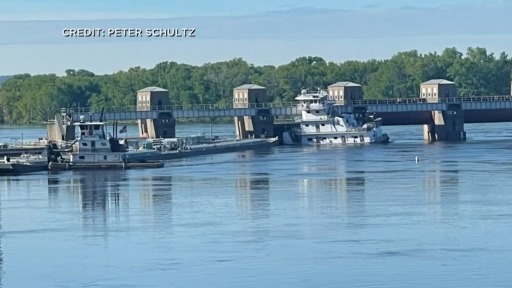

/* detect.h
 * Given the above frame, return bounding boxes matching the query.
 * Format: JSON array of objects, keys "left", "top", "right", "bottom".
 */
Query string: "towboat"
[
  {"left": 48, "top": 116, "right": 163, "bottom": 170},
  {"left": 283, "top": 89, "right": 390, "bottom": 145}
]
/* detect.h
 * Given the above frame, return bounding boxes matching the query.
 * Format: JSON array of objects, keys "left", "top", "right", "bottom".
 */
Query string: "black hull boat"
[{"left": 0, "top": 157, "right": 48, "bottom": 175}]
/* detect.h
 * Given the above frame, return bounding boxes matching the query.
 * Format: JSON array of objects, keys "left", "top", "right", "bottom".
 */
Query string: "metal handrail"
[
  {"left": 65, "top": 96, "right": 512, "bottom": 114},
  {"left": 68, "top": 102, "right": 299, "bottom": 114}
]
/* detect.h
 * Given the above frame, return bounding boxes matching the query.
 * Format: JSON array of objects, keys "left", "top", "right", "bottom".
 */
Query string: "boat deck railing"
[{"left": 298, "top": 128, "right": 367, "bottom": 135}]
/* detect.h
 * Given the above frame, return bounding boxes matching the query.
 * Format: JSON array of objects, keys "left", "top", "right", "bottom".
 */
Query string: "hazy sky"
[{"left": 0, "top": 0, "right": 510, "bottom": 75}]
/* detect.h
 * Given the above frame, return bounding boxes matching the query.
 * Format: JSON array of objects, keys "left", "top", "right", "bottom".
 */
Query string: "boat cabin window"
[
  {"left": 101, "top": 142, "right": 107, "bottom": 146},
  {"left": 79, "top": 124, "right": 86, "bottom": 136},
  {"left": 79, "top": 124, "right": 95, "bottom": 135},
  {"left": 82, "top": 142, "right": 88, "bottom": 146},
  {"left": 334, "top": 137, "right": 338, "bottom": 140},
  {"left": 79, "top": 156, "right": 85, "bottom": 160},
  {"left": 307, "top": 138, "right": 313, "bottom": 141},
  {"left": 305, "top": 124, "right": 309, "bottom": 127},
  {"left": 91, "top": 141, "right": 96, "bottom": 148},
  {"left": 103, "top": 155, "right": 107, "bottom": 160}
]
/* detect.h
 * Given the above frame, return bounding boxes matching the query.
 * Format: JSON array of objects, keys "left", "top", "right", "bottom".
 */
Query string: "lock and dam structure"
[{"left": 47, "top": 79, "right": 512, "bottom": 143}]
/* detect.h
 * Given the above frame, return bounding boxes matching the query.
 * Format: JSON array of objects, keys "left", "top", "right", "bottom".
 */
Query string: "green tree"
[{"left": 276, "top": 56, "right": 328, "bottom": 101}]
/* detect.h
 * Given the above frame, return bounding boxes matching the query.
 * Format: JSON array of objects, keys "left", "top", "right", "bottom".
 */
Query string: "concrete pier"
[
  {"left": 233, "top": 84, "right": 274, "bottom": 139},
  {"left": 47, "top": 109, "right": 75, "bottom": 141},
  {"left": 423, "top": 106, "right": 466, "bottom": 142},
  {"left": 137, "top": 87, "right": 176, "bottom": 138},
  {"left": 420, "top": 79, "right": 466, "bottom": 142}
]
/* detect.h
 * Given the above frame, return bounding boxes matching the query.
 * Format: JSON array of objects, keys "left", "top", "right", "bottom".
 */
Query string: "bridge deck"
[{"left": 66, "top": 96, "right": 512, "bottom": 124}]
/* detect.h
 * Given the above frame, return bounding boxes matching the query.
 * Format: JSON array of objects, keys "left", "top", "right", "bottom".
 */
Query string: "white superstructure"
[
  {"left": 283, "top": 89, "right": 390, "bottom": 145},
  {"left": 69, "top": 116, "right": 127, "bottom": 163}
]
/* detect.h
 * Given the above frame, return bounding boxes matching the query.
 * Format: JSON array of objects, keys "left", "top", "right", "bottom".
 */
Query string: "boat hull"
[
  {"left": 48, "top": 160, "right": 164, "bottom": 171},
  {"left": 127, "top": 137, "right": 279, "bottom": 161},
  {"left": 0, "top": 162, "right": 48, "bottom": 175},
  {"left": 48, "top": 137, "right": 278, "bottom": 169},
  {"left": 283, "top": 131, "right": 389, "bottom": 145}
]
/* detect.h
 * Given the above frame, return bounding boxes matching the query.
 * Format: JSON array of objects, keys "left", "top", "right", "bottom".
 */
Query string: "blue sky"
[{"left": 0, "top": 0, "right": 510, "bottom": 75}]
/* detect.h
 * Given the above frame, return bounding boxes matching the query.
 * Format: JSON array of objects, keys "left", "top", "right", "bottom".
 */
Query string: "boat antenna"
[{"left": 99, "top": 107, "right": 105, "bottom": 122}]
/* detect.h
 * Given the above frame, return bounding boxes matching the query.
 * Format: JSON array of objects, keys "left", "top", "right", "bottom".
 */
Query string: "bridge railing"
[
  {"left": 68, "top": 102, "right": 297, "bottom": 114},
  {"left": 66, "top": 95, "right": 512, "bottom": 114},
  {"left": 346, "top": 98, "right": 427, "bottom": 105},
  {"left": 345, "top": 95, "right": 512, "bottom": 106}
]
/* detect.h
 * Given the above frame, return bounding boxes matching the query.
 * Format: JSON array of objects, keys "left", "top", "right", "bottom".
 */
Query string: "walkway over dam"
[
  {"left": 67, "top": 95, "right": 512, "bottom": 125},
  {"left": 48, "top": 80, "right": 512, "bottom": 143}
]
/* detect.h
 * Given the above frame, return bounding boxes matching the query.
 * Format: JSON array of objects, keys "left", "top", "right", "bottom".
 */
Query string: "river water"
[{"left": 1, "top": 122, "right": 512, "bottom": 287}]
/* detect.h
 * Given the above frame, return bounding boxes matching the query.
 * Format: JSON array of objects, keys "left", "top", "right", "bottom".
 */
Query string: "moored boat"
[
  {"left": 0, "top": 153, "right": 49, "bottom": 175},
  {"left": 49, "top": 116, "right": 163, "bottom": 170}
]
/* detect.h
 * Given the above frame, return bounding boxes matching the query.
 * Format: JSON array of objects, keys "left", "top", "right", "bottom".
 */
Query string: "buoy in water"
[{"left": 415, "top": 156, "right": 419, "bottom": 163}]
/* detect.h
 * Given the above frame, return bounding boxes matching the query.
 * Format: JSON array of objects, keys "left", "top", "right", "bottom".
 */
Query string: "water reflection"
[
  {"left": 423, "top": 161, "right": 460, "bottom": 220},
  {"left": 300, "top": 175, "right": 366, "bottom": 213},
  {"left": 48, "top": 171, "right": 173, "bottom": 223},
  {"left": 1, "top": 176, "right": 47, "bottom": 198},
  {"left": 298, "top": 156, "right": 366, "bottom": 216},
  {"left": 45, "top": 171, "right": 124, "bottom": 235},
  {"left": 137, "top": 175, "right": 173, "bottom": 225},
  {"left": 235, "top": 147, "right": 276, "bottom": 160},
  {"left": 423, "top": 161, "right": 460, "bottom": 200},
  {"left": 72, "top": 171, "right": 124, "bottom": 212},
  {"left": 235, "top": 172, "right": 270, "bottom": 219}
]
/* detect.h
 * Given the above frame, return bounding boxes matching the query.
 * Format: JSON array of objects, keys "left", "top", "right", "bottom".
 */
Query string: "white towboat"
[
  {"left": 48, "top": 116, "right": 163, "bottom": 170},
  {"left": 283, "top": 89, "right": 390, "bottom": 145}
]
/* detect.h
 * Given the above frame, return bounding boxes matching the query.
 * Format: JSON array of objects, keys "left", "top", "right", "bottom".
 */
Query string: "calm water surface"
[{"left": 1, "top": 123, "right": 512, "bottom": 287}]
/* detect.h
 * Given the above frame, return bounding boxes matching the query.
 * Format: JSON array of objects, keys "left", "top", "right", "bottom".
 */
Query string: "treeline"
[{"left": 0, "top": 47, "right": 511, "bottom": 124}]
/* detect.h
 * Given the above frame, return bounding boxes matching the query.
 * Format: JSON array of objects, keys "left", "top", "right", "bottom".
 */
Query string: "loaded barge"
[{"left": 125, "top": 136, "right": 279, "bottom": 162}]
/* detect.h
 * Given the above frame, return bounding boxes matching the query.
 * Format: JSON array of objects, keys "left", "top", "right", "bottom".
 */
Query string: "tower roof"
[
  {"left": 421, "top": 79, "right": 455, "bottom": 85},
  {"left": 137, "top": 87, "right": 168, "bottom": 92},
  {"left": 328, "top": 81, "right": 361, "bottom": 87},
  {"left": 234, "top": 84, "right": 266, "bottom": 90}
]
